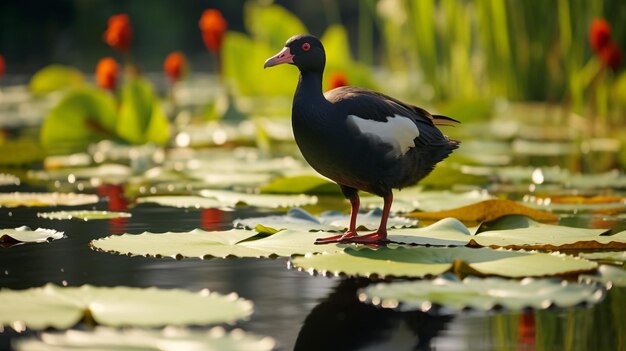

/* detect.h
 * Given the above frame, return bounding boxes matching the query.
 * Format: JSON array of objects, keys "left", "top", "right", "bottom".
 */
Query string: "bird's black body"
[{"left": 265, "top": 34, "right": 459, "bottom": 244}]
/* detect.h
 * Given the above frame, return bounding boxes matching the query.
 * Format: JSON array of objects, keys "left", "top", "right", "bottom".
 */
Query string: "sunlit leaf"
[
  {"left": 406, "top": 199, "right": 558, "bottom": 223},
  {"left": 524, "top": 194, "right": 626, "bottom": 213},
  {"left": 387, "top": 218, "right": 473, "bottom": 246},
  {"left": 0, "top": 227, "right": 63, "bottom": 245},
  {"left": 136, "top": 195, "right": 224, "bottom": 209},
  {"left": 91, "top": 228, "right": 343, "bottom": 259},
  {"left": 360, "top": 276, "right": 605, "bottom": 312},
  {"left": 0, "top": 192, "right": 99, "bottom": 207},
  {"left": 37, "top": 211, "right": 131, "bottom": 221},
  {"left": 0, "top": 284, "right": 253, "bottom": 330},
  {"left": 40, "top": 88, "right": 118, "bottom": 153},
  {"left": 117, "top": 78, "right": 170, "bottom": 145},
  {"left": 322, "top": 25, "right": 377, "bottom": 90},
  {"left": 28, "top": 164, "right": 131, "bottom": 183},
  {"left": 579, "top": 251, "right": 626, "bottom": 263},
  {"left": 361, "top": 189, "right": 493, "bottom": 213},
  {"left": 259, "top": 175, "right": 340, "bottom": 195},
  {"left": 290, "top": 246, "right": 597, "bottom": 278},
  {"left": 234, "top": 207, "right": 417, "bottom": 232},
  {"left": 245, "top": 3, "right": 307, "bottom": 50},
  {"left": 472, "top": 215, "right": 621, "bottom": 250},
  {"left": 200, "top": 189, "right": 318, "bottom": 208},
  {"left": 15, "top": 327, "right": 276, "bottom": 351},
  {"left": 29, "top": 65, "right": 84, "bottom": 95}
]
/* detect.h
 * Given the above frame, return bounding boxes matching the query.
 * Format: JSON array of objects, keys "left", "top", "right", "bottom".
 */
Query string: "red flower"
[
  {"left": 199, "top": 9, "right": 228, "bottom": 53},
  {"left": 328, "top": 71, "right": 349, "bottom": 90},
  {"left": 163, "top": 51, "right": 187, "bottom": 82},
  {"left": 95, "top": 57, "right": 119, "bottom": 91},
  {"left": 0, "top": 55, "right": 5, "bottom": 80},
  {"left": 103, "top": 14, "right": 132, "bottom": 53},
  {"left": 589, "top": 18, "right": 612, "bottom": 53},
  {"left": 598, "top": 42, "right": 623, "bottom": 70}
]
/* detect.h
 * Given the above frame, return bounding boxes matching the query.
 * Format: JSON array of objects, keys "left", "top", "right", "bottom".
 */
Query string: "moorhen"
[{"left": 264, "top": 34, "right": 459, "bottom": 244}]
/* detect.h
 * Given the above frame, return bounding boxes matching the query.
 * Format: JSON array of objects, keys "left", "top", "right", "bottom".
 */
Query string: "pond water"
[{"left": 0, "top": 194, "right": 623, "bottom": 350}]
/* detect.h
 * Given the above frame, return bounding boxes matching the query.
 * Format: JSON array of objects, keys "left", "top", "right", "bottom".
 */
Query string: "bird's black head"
[{"left": 264, "top": 34, "right": 326, "bottom": 74}]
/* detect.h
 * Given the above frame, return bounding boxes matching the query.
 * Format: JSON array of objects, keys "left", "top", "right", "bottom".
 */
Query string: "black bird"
[{"left": 264, "top": 34, "right": 459, "bottom": 244}]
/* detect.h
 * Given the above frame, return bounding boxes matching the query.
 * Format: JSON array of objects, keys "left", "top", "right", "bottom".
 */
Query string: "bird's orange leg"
[
  {"left": 315, "top": 195, "right": 359, "bottom": 244},
  {"left": 346, "top": 193, "right": 392, "bottom": 244}
]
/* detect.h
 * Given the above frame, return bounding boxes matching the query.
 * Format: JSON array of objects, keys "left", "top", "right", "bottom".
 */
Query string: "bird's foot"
[
  {"left": 344, "top": 232, "right": 388, "bottom": 244},
  {"left": 314, "top": 231, "right": 358, "bottom": 245}
]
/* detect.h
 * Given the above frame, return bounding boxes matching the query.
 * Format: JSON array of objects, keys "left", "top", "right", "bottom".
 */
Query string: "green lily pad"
[
  {"left": 472, "top": 215, "right": 621, "bottom": 250},
  {"left": 136, "top": 196, "right": 224, "bottom": 209},
  {"left": 37, "top": 211, "right": 131, "bottom": 221},
  {"left": 0, "top": 284, "right": 253, "bottom": 330},
  {"left": 0, "top": 173, "right": 20, "bottom": 186},
  {"left": 0, "top": 227, "right": 63, "bottom": 245},
  {"left": 200, "top": 189, "right": 318, "bottom": 208},
  {"left": 91, "top": 228, "right": 343, "bottom": 259},
  {"left": 259, "top": 175, "right": 340, "bottom": 195},
  {"left": 580, "top": 265, "right": 626, "bottom": 287},
  {"left": 234, "top": 208, "right": 417, "bottom": 232},
  {"left": 361, "top": 189, "right": 493, "bottom": 213},
  {"left": 360, "top": 276, "right": 605, "bottom": 312},
  {"left": 290, "top": 246, "right": 597, "bottom": 279},
  {"left": 28, "top": 164, "right": 131, "bottom": 183},
  {"left": 579, "top": 251, "right": 626, "bottom": 263},
  {"left": 0, "top": 192, "right": 99, "bottom": 207},
  {"left": 15, "top": 327, "right": 276, "bottom": 351},
  {"left": 388, "top": 218, "right": 474, "bottom": 246}
]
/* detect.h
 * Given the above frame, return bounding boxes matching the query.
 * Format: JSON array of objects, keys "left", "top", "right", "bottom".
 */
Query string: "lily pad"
[
  {"left": 361, "top": 189, "right": 493, "bottom": 213},
  {"left": 579, "top": 251, "right": 626, "bottom": 263},
  {"left": 289, "top": 246, "right": 597, "bottom": 279},
  {"left": 359, "top": 276, "right": 605, "bottom": 312},
  {"left": 0, "top": 173, "right": 20, "bottom": 186},
  {"left": 136, "top": 196, "right": 225, "bottom": 209},
  {"left": 15, "top": 327, "right": 276, "bottom": 351},
  {"left": 91, "top": 228, "right": 343, "bottom": 259},
  {"left": 0, "top": 227, "right": 63, "bottom": 246},
  {"left": 200, "top": 189, "right": 318, "bottom": 208},
  {"left": 471, "top": 215, "right": 622, "bottom": 250},
  {"left": 580, "top": 265, "right": 626, "bottom": 287},
  {"left": 387, "top": 218, "right": 474, "bottom": 246},
  {"left": 234, "top": 207, "right": 417, "bottom": 233},
  {"left": 523, "top": 195, "right": 626, "bottom": 213},
  {"left": 0, "top": 284, "right": 253, "bottom": 330},
  {"left": 259, "top": 175, "right": 339, "bottom": 195},
  {"left": 0, "top": 192, "right": 99, "bottom": 207},
  {"left": 406, "top": 199, "right": 558, "bottom": 223},
  {"left": 37, "top": 211, "right": 132, "bottom": 221}
]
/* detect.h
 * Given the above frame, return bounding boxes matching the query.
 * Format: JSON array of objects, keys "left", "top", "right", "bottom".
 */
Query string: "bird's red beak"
[{"left": 264, "top": 47, "right": 294, "bottom": 68}]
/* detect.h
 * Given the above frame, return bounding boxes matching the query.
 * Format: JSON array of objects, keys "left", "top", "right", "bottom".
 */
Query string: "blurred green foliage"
[{"left": 29, "top": 65, "right": 85, "bottom": 96}]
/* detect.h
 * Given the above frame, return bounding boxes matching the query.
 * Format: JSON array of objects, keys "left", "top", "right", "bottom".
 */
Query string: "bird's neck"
[{"left": 294, "top": 71, "right": 328, "bottom": 110}]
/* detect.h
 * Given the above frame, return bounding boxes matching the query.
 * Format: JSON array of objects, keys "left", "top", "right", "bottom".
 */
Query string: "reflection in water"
[
  {"left": 97, "top": 184, "right": 129, "bottom": 235},
  {"left": 294, "top": 278, "right": 452, "bottom": 351},
  {"left": 201, "top": 208, "right": 224, "bottom": 231}
]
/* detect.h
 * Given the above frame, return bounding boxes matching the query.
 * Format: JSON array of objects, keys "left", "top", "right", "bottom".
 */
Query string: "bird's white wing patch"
[{"left": 347, "top": 114, "right": 419, "bottom": 157}]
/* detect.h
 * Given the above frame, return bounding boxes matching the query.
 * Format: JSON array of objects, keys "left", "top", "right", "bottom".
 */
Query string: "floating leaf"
[
  {"left": 472, "top": 215, "right": 621, "bottom": 250},
  {"left": 360, "top": 276, "right": 605, "bottom": 312},
  {"left": 15, "top": 327, "right": 276, "bottom": 351},
  {"left": 579, "top": 251, "right": 626, "bottom": 263},
  {"left": 523, "top": 194, "right": 626, "bottom": 213},
  {"left": 91, "top": 228, "right": 343, "bottom": 259},
  {"left": 37, "top": 211, "right": 131, "bottom": 221},
  {"left": 136, "top": 195, "right": 224, "bottom": 209},
  {"left": 200, "top": 189, "right": 318, "bottom": 208},
  {"left": 0, "top": 227, "right": 63, "bottom": 246},
  {"left": 29, "top": 65, "right": 84, "bottom": 95},
  {"left": 290, "top": 246, "right": 597, "bottom": 279},
  {"left": 387, "top": 218, "right": 473, "bottom": 246},
  {"left": 361, "top": 189, "right": 493, "bottom": 213},
  {"left": 580, "top": 265, "right": 626, "bottom": 287},
  {"left": 0, "top": 284, "right": 253, "bottom": 330},
  {"left": 0, "top": 173, "right": 20, "bottom": 186},
  {"left": 234, "top": 208, "right": 417, "bottom": 233},
  {"left": 406, "top": 199, "right": 559, "bottom": 223},
  {"left": 259, "top": 175, "right": 340, "bottom": 195},
  {"left": 40, "top": 88, "right": 118, "bottom": 153},
  {"left": 0, "top": 192, "right": 99, "bottom": 207}
]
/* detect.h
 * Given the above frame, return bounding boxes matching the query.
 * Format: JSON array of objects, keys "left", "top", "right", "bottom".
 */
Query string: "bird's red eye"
[{"left": 301, "top": 42, "right": 311, "bottom": 52}]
